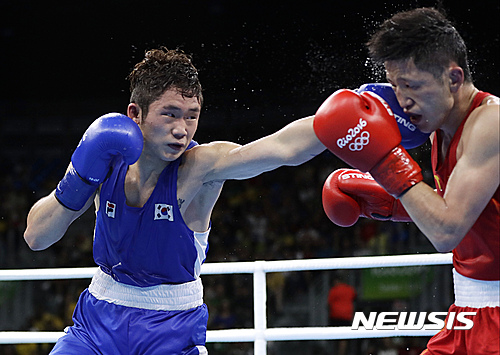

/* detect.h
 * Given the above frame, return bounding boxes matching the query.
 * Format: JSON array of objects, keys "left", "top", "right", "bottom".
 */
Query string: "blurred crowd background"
[{"left": 1, "top": 0, "right": 498, "bottom": 354}]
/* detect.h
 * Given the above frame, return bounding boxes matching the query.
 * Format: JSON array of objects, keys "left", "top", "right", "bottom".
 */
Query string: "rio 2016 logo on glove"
[{"left": 337, "top": 118, "right": 370, "bottom": 151}]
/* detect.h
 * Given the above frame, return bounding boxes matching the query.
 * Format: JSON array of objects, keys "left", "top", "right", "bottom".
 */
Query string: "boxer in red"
[{"left": 315, "top": 7, "right": 499, "bottom": 355}]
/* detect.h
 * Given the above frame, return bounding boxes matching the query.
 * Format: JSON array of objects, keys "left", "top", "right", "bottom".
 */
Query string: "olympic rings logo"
[
  {"left": 337, "top": 118, "right": 370, "bottom": 151},
  {"left": 349, "top": 131, "right": 370, "bottom": 151}
]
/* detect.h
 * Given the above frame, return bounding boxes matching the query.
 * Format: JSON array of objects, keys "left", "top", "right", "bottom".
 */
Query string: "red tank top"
[{"left": 431, "top": 91, "right": 500, "bottom": 281}]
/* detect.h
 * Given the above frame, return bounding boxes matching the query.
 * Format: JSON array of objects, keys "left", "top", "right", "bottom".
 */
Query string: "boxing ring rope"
[{"left": 0, "top": 252, "right": 453, "bottom": 354}]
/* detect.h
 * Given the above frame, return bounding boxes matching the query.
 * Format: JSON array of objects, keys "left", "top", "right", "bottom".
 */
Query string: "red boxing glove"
[
  {"left": 314, "top": 89, "right": 423, "bottom": 197},
  {"left": 322, "top": 169, "right": 411, "bottom": 227},
  {"left": 322, "top": 169, "right": 360, "bottom": 227}
]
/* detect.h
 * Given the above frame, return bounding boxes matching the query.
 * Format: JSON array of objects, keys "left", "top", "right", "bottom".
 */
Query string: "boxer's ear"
[
  {"left": 449, "top": 66, "right": 464, "bottom": 93},
  {"left": 128, "top": 103, "right": 142, "bottom": 124}
]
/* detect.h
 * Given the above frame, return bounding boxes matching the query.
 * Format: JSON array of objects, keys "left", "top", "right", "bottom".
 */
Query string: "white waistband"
[
  {"left": 453, "top": 269, "right": 500, "bottom": 308},
  {"left": 88, "top": 268, "right": 203, "bottom": 311}
]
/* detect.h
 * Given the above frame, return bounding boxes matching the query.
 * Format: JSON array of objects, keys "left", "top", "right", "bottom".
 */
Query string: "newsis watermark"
[{"left": 351, "top": 311, "right": 476, "bottom": 331}]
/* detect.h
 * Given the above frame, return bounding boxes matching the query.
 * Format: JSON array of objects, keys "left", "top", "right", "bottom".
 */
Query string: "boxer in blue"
[{"left": 24, "top": 47, "right": 328, "bottom": 354}]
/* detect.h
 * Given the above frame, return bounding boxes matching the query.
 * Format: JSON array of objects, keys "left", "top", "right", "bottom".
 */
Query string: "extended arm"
[{"left": 203, "top": 116, "right": 325, "bottom": 182}]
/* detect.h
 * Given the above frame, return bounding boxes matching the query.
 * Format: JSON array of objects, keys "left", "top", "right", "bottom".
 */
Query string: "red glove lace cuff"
[{"left": 370, "top": 146, "right": 423, "bottom": 198}]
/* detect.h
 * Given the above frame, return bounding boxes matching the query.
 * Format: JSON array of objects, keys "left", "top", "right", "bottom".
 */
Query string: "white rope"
[
  {"left": 0, "top": 332, "right": 64, "bottom": 344},
  {"left": 0, "top": 327, "right": 440, "bottom": 344},
  {"left": 0, "top": 253, "right": 453, "bottom": 349},
  {"left": 203, "top": 252, "right": 453, "bottom": 274},
  {"left": 207, "top": 327, "right": 440, "bottom": 341},
  {"left": 0, "top": 267, "right": 97, "bottom": 281},
  {"left": 0, "top": 253, "right": 452, "bottom": 281}
]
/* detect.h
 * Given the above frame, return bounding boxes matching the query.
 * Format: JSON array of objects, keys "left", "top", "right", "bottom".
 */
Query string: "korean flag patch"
[
  {"left": 106, "top": 201, "right": 116, "bottom": 218},
  {"left": 155, "top": 204, "right": 174, "bottom": 221}
]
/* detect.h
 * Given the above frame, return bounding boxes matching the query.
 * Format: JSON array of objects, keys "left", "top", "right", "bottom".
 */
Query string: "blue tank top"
[{"left": 93, "top": 142, "right": 210, "bottom": 287}]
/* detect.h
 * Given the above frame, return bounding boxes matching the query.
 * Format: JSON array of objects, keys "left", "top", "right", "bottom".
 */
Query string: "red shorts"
[{"left": 421, "top": 304, "right": 499, "bottom": 355}]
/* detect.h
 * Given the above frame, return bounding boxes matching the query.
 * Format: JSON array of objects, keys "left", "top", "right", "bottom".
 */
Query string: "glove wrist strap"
[
  {"left": 55, "top": 165, "right": 97, "bottom": 211},
  {"left": 370, "top": 146, "right": 423, "bottom": 198}
]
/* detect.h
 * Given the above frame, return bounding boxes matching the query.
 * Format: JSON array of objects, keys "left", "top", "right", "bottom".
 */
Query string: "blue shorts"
[{"left": 50, "top": 289, "right": 209, "bottom": 355}]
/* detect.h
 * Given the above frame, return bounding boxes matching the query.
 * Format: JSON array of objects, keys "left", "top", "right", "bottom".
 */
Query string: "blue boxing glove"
[
  {"left": 55, "top": 113, "right": 143, "bottom": 211},
  {"left": 357, "top": 83, "right": 430, "bottom": 149}
]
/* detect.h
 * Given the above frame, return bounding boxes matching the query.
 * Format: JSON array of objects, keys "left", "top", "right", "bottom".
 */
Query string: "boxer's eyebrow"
[{"left": 162, "top": 105, "right": 200, "bottom": 113}]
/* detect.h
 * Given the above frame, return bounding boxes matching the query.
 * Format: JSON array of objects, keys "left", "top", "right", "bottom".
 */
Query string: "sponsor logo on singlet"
[
  {"left": 434, "top": 175, "right": 443, "bottom": 192},
  {"left": 106, "top": 201, "right": 116, "bottom": 218}
]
